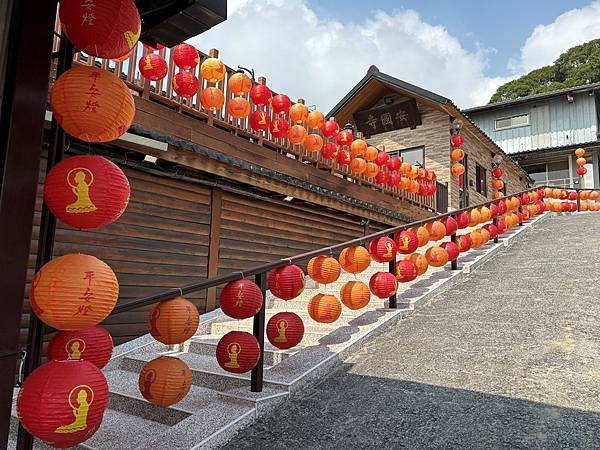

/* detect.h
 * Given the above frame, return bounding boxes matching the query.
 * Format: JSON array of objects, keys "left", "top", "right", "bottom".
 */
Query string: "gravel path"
[{"left": 224, "top": 213, "right": 600, "bottom": 450}]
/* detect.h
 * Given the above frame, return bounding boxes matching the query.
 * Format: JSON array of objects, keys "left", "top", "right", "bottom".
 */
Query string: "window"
[
  {"left": 387, "top": 146, "right": 425, "bottom": 167},
  {"left": 494, "top": 114, "right": 529, "bottom": 131},
  {"left": 475, "top": 163, "right": 487, "bottom": 196}
]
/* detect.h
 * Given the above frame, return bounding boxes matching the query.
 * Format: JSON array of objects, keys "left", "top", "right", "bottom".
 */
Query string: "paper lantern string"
[
  {"left": 177, "top": 288, "right": 183, "bottom": 297},
  {"left": 235, "top": 271, "right": 245, "bottom": 280}
]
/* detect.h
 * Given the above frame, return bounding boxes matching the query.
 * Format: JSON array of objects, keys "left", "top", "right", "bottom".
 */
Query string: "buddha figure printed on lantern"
[
  {"left": 225, "top": 343, "right": 240, "bottom": 369},
  {"left": 55, "top": 385, "right": 95, "bottom": 434},
  {"left": 66, "top": 168, "right": 97, "bottom": 214}
]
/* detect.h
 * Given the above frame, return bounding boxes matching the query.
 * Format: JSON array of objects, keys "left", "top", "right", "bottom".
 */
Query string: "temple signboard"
[{"left": 353, "top": 99, "right": 421, "bottom": 137}]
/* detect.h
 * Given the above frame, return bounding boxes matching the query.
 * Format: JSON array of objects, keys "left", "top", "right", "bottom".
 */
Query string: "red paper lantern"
[
  {"left": 305, "top": 134, "right": 324, "bottom": 152},
  {"left": 51, "top": 66, "right": 135, "bottom": 143},
  {"left": 375, "top": 170, "right": 388, "bottom": 185},
  {"left": 172, "top": 43, "right": 199, "bottom": 69},
  {"left": 369, "top": 272, "right": 398, "bottom": 299},
  {"left": 340, "top": 281, "right": 371, "bottom": 310},
  {"left": 44, "top": 156, "right": 130, "bottom": 229},
  {"left": 496, "top": 200, "right": 507, "bottom": 215},
  {"left": 270, "top": 117, "right": 290, "bottom": 138},
  {"left": 228, "top": 97, "right": 251, "bottom": 119},
  {"left": 386, "top": 157, "right": 401, "bottom": 172},
  {"left": 268, "top": 265, "right": 305, "bottom": 300},
  {"left": 568, "top": 191, "right": 577, "bottom": 201},
  {"left": 250, "top": 84, "right": 272, "bottom": 106},
  {"left": 450, "top": 134, "right": 464, "bottom": 147},
  {"left": 267, "top": 312, "right": 304, "bottom": 350},
  {"left": 396, "top": 260, "right": 417, "bottom": 282},
  {"left": 577, "top": 167, "right": 587, "bottom": 176},
  {"left": 249, "top": 110, "right": 271, "bottom": 132},
  {"left": 147, "top": 297, "right": 200, "bottom": 345},
  {"left": 200, "top": 87, "right": 225, "bottom": 111},
  {"left": 59, "top": 0, "right": 141, "bottom": 59},
  {"left": 219, "top": 279, "right": 263, "bottom": 319},
  {"left": 491, "top": 167, "right": 504, "bottom": 178},
  {"left": 375, "top": 151, "right": 390, "bottom": 167},
  {"left": 321, "top": 119, "right": 339, "bottom": 138},
  {"left": 489, "top": 203, "right": 499, "bottom": 218},
  {"left": 47, "top": 326, "right": 113, "bottom": 369},
  {"left": 443, "top": 216, "right": 458, "bottom": 236},
  {"left": 308, "top": 294, "right": 342, "bottom": 323},
  {"left": 455, "top": 212, "right": 469, "bottom": 229},
  {"left": 321, "top": 141, "right": 338, "bottom": 159},
  {"left": 139, "top": 356, "right": 192, "bottom": 406},
  {"left": 138, "top": 54, "right": 168, "bottom": 81},
  {"left": 518, "top": 211, "right": 525, "bottom": 223},
  {"left": 200, "top": 58, "right": 226, "bottom": 83},
  {"left": 307, "top": 256, "right": 340, "bottom": 284},
  {"left": 496, "top": 218, "right": 507, "bottom": 234},
  {"left": 272, "top": 94, "right": 292, "bottom": 114},
  {"left": 30, "top": 254, "right": 118, "bottom": 331},
  {"left": 457, "top": 234, "right": 472, "bottom": 252},
  {"left": 336, "top": 130, "right": 353, "bottom": 147},
  {"left": 396, "top": 230, "right": 419, "bottom": 254},
  {"left": 339, "top": 246, "right": 371, "bottom": 274},
  {"left": 482, "top": 224, "right": 498, "bottom": 240},
  {"left": 173, "top": 71, "right": 199, "bottom": 97},
  {"left": 228, "top": 72, "right": 252, "bottom": 96},
  {"left": 337, "top": 149, "right": 352, "bottom": 165},
  {"left": 440, "top": 241, "right": 460, "bottom": 262},
  {"left": 386, "top": 172, "right": 400, "bottom": 187},
  {"left": 17, "top": 360, "right": 109, "bottom": 448},
  {"left": 216, "top": 331, "right": 260, "bottom": 373},
  {"left": 425, "top": 246, "right": 449, "bottom": 267},
  {"left": 369, "top": 236, "right": 397, "bottom": 263}
]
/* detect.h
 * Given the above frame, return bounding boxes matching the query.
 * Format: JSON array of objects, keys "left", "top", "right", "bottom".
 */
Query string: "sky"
[{"left": 189, "top": 0, "right": 600, "bottom": 112}]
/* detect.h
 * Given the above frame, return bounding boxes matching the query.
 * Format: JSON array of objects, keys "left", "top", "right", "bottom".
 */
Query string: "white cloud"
[
  {"left": 511, "top": 1, "right": 600, "bottom": 73},
  {"left": 189, "top": 0, "right": 507, "bottom": 110}
]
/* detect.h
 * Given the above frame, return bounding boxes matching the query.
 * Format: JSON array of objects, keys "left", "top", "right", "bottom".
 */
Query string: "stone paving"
[{"left": 224, "top": 213, "right": 600, "bottom": 450}]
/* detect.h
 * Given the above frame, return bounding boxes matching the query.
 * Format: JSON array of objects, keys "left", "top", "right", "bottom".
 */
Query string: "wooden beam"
[{"left": 206, "top": 187, "right": 222, "bottom": 311}]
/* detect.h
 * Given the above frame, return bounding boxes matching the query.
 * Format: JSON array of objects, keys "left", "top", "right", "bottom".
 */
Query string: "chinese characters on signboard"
[{"left": 353, "top": 99, "right": 421, "bottom": 137}]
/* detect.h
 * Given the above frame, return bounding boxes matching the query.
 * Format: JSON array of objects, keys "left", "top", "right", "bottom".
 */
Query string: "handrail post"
[
  {"left": 576, "top": 192, "right": 581, "bottom": 212},
  {"left": 518, "top": 203, "right": 523, "bottom": 226},
  {"left": 450, "top": 217, "right": 458, "bottom": 271},
  {"left": 388, "top": 232, "right": 397, "bottom": 309},
  {"left": 251, "top": 272, "right": 267, "bottom": 392},
  {"left": 493, "top": 216, "right": 499, "bottom": 243}
]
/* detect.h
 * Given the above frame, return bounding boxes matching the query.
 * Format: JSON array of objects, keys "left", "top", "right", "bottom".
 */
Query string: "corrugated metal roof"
[{"left": 509, "top": 140, "right": 600, "bottom": 156}]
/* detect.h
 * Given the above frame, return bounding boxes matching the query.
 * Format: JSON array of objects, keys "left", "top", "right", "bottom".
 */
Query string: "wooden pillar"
[
  {"left": 0, "top": 0, "right": 58, "bottom": 447},
  {"left": 206, "top": 187, "right": 223, "bottom": 311}
]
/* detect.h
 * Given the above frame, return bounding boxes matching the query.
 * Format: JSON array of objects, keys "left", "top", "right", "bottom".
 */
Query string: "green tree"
[{"left": 490, "top": 39, "right": 600, "bottom": 103}]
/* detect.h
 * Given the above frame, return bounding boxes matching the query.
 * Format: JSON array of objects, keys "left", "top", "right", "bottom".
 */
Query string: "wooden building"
[{"left": 328, "top": 66, "right": 531, "bottom": 209}]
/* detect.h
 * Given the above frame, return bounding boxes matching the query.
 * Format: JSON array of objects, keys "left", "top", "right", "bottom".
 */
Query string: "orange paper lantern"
[
  {"left": 576, "top": 157, "right": 587, "bottom": 167},
  {"left": 479, "top": 206, "right": 492, "bottom": 222},
  {"left": 350, "top": 157, "right": 367, "bottom": 174},
  {"left": 139, "top": 356, "right": 192, "bottom": 406},
  {"left": 307, "top": 255, "right": 341, "bottom": 284},
  {"left": 47, "top": 326, "right": 113, "bottom": 369},
  {"left": 339, "top": 246, "right": 371, "bottom": 274},
  {"left": 266, "top": 312, "right": 304, "bottom": 350},
  {"left": 307, "top": 294, "right": 342, "bottom": 323},
  {"left": 369, "top": 272, "right": 398, "bottom": 299},
  {"left": 30, "top": 254, "right": 118, "bottom": 331},
  {"left": 575, "top": 148, "right": 586, "bottom": 157},
  {"left": 268, "top": 265, "right": 305, "bottom": 300},
  {"left": 59, "top": 0, "right": 140, "bottom": 59},
  {"left": 590, "top": 191, "right": 599, "bottom": 200},
  {"left": 425, "top": 246, "right": 449, "bottom": 267},
  {"left": 147, "top": 297, "right": 200, "bottom": 345},
  {"left": 470, "top": 230, "right": 484, "bottom": 248},
  {"left": 406, "top": 253, "right": 428, "bottom": 276},
  {"left": 172, "top": 43, "right": 199, "bottom": 70},
  {"left": 228, "top": 97, "right": 251, "bottom": 119},
  {"left": 451, "top": 163, "right": 465, "bottom": 176},
  {"left": 412, "top": 226, "right": 430, "bottom": 247},
  {"left": 44, "top": 155, "right": 130, "bottom": 229},
  {"left": 200, "top": 57, "right": 226, "bottom": 83},
  {"left": 365, "top": 162, "right": 379, "bottom": 178},
  {"left": 289, "top": 103, "right": 309, "bottom": 123},
  {"left": 228, "top": 72, "right": 252, "bottom": 95},
  {"left": 17, "top": 360, "right": 109, "bottom": 448},
  {"left": 350, "top": 139, "right": 368, "bottom": 156},
  {"left": 491, "top": 179, "right": 504, "bottom": 190},
  {"left": 305, "top": 133, "right": 324, "bottom": 152},
  {"left": 306, "top": 110, "right": 325, "bottom": 129},
  {"left": 365, "top": 146, "right": 379, "bottom": 161},
  {"left": 200, "top": 87, "right": 225, "bottom": 111},
  {"left": 219, "top": 279, "right": 263, "bottom": 319},
  {"left": 51, "top": 66, "right": 135, "bottom": 143},
  {"left": 216, "top": 331, "right": 260, "bottom": 374},
  {"left": 479, "top": 227, "right": 491, "bottom": 243},
  {"left": 288, "top": 124, "right": 308, "bottom": 145},
  {"left": 451, "top": 148, "right": 465, "bottom": 162},
  {"left": 340, "top": 281, "right": 371, "bottom": 310},
  {"left": 469, "top": 209, "right": 481, "bottom": 226},
  {"left": 425, "top": 221, "right": 446, "bottom": 241}
]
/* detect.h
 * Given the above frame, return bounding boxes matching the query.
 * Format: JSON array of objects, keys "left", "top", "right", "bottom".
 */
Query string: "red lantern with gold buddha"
[
  {"left": 47, "top": 326, "right": 113, "bottom": 369},
  {"left": 138, "top": 53, "right": 168, "bottom": 81},
  {"left": 216, "top": 332, "right": 260, "bottom": 374},
  {"left": 267, "top": 312, "right": 304, "bottom": 350}
]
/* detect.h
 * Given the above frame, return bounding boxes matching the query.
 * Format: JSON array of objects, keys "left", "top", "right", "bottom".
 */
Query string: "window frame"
[
  {"left": 475, "top": 163, "right": 487, "bottom": 196},
  {"left": 387, "top": 145, "right": 426, "bottom": 167},
  {"left": 494, "top": 113, "right": 530, "bottom": 131}
]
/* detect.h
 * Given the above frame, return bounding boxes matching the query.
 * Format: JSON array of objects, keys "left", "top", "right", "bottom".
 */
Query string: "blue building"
[{"left": 464, "top": 83, "right": 600, "bottom": 189}]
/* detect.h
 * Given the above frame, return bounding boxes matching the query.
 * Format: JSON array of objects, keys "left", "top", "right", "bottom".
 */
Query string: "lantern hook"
[
  {"left": 237, "top": 66, "right": 255, "bottom": 82},
  {"left": 236, "top": 271, "right": 245, "bottom": 279},
  {"left": 177, "top": 287, "right": 183, "bottom": 297}
]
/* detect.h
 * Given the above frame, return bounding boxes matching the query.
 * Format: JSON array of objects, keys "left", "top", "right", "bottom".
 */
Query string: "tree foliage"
[{"left": 490, "top": 39, "right": 600, "bottom": 103}]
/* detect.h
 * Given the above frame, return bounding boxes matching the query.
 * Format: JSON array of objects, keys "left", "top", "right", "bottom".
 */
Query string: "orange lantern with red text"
[
  {"left": 406, "top": 253, "right": 428, "bottom": 276},
  {"left": 369, "top": 236, "right": 397, "bottom": 263},
  {"left": 307, "top": 256, "right": 341, "bottom": 284},
  {"left": 425, "top": 221, "right": 446, "bottom": 241},
  {"left": 425, "top": 246, "right": 449, "bottom": 267},
  {"left": 47, "top": 326, "right": 113, "bottom": 369},
  {"left": 30, "top": 254, "right": 118, "bottom": 331},
  {"left": 350, "top": 139, "right": 367, "bottom": 156},
  {"left": 200, "top": 87, "right": 225, "bottom": 111},
  {"left": 451, "top": 163, "right": 465, "bottom": 176},
  {"left": 396, "top": 260, "right": 418, "bottom": 282},
  {"left": 17, "top": 360, "right": 109, "bottom": 448},
  {"left": 173, "top": 71, "right": 199, "bottom": 97},
  {"left": 216, "top": 332, "right": 260, "bottom": 373},
  {"left": 339, "top": 246, "right": 371, "bottom": 273},
  {"left": 219, "top": 279, "right": 263, "bottom": 319},
  {"left": 350, "top": 157, "right": 367, "bottom": 174},
  {"left": 308, "top": 294, "right": 342, "bottom": 323},
  {"left": 365, "top": 146, "right": 378, "bottom": 161},
  {"left": 147, "top": 297, "right": 200, "bottom": 345},
  {"left": 305, "top": 134, "right": 324, "bottom": 152},
  {"left": 288, "top": 125, "right": 308, "bottom": 145},
  {"left": 306, "top": 110, "right": 325, "bottom": 129},
  {"left": 289, "top": 103, "right": 308, "bottom": 123},
  {"left": 479, "top": 206, "right": 492, "bottom": 222},
  {"left": 268, "top": 265, "right": 305, "bottom": 300},
  {"left": 172, "top": 43, "right": 199, "bottom": 70},
  {"left": 369, "top": 272, "right": 398, "bottom": 299},
  {"left": 411, "top": 226, "right": 430, "bottom": 247},
  {"left": 228, "top": 72, "right": 252, "bottom": 95},
  {"left": 138, "top": 53, "right": 168, "bottom": 81},
  {"left": 479, "top": 227, "right": 491, "bottom": 243},
  {"left": 491, "top": 179, "right": 504, "bottom": 190},
  {"left": 365, "top": 162, "right": 379, "bottom": 178},
  {"left": 139, "top": 356, "right": 192, "bottom": 406},
  {"left": 590, "top": 191, "right": 600, "bottom": 200},
  {"left": 250, "top": 84, "right": 272, "bottom": 106},
  {"left": 457, "top": 234, "right": 472, "bottom": 252},
  {"left": 470, "top": 230, "right": 484, "bottom": 249},
  {"left": 59, "top": 0, "right": 140, "bottom": 59},
  {"left": 340, "top": 281, "right": 371, "bottom": 310},
  {"left": 228, "top": 97, "right": 251, "bottom": 119},
  {"left": 44, "top": 155, "right": 130, "bottom": 229},
  {"left": 396, "top": 230, "right": 419, "bottom": 254},
  {"left": 451, "top": 148, "right": 465, "bottom": 162},
  {"left": 200, "top": 58, "right": 226, "bottom": 83},
  {"left": 250, "top": 110, "right": 271, "bottom": 132},
  {"left": 469, "top": 209, "right": 481, "bottom": 226},
  {"left": 51, "top": 66, "right": 135, "bottom": 143},
  {"left": 267, "top": 312, "right": 304, "bottom": 349}
]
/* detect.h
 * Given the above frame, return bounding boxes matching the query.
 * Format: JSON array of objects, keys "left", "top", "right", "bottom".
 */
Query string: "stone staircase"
[{"left": 8, "top": 214, "right": 546, "bottom": 449}]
